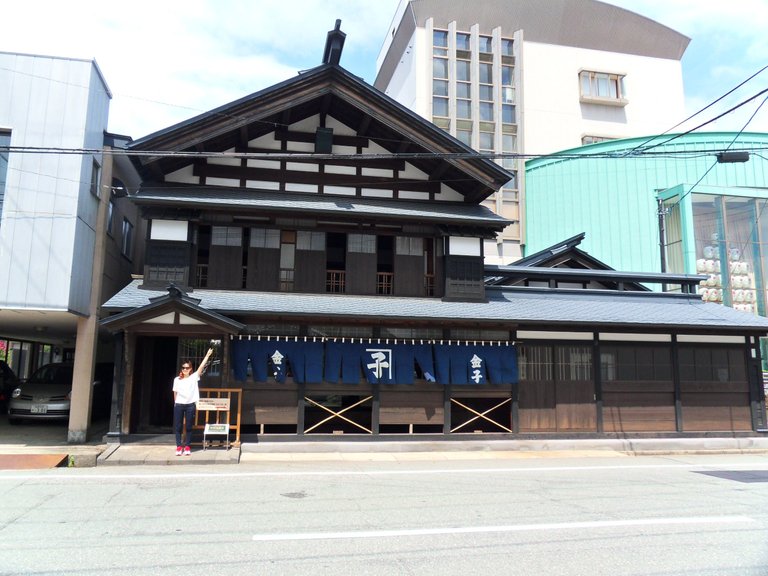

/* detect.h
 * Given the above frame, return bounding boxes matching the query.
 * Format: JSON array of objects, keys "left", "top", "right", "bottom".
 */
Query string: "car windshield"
[{"left": 30, "top": 365, "right": 73, "bottom": 385}]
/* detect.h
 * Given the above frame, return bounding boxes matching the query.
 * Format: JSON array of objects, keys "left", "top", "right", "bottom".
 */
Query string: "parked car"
[
  {"left": 0, "top": 360, "right": 20, "bottom": 410},
  {"left": 7, "top": 362, "right": 113, "bottom": 424}
]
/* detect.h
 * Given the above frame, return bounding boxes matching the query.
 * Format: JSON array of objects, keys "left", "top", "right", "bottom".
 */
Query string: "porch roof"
[{"left": 102, "top": 280, "right": 768, "bottom": 335}]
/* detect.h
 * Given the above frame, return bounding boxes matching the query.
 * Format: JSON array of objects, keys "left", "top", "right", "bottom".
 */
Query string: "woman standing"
[{"left": 173, "top": 348, "right": 213, "bottom": 456}]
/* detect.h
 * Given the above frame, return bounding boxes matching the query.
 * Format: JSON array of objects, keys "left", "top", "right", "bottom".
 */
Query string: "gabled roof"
[
  {"left": 128, "top": 64, "right": 511, "bottom": 203},
  {"left": 101, "top": 284, "right": 245, "bottom": 334},
  {"left": 487, "top": 233, "right": 652, "bottom": 290},
  {"left": 514, "top": 233, "right": 610, "bottom": 268}
]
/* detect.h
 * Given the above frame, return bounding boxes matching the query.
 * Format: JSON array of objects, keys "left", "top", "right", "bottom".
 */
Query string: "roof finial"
[{"left": 322, "top": 19, "right": 346, "bottom": 66}]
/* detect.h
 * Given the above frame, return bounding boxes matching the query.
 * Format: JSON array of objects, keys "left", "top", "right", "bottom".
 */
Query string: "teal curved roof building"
[{"left": 525, "top": 132, "right": 768, "bottom": 313}]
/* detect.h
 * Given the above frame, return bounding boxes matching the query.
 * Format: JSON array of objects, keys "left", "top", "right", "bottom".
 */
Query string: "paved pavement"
[{"left": 2, "top": 415, "right": 768, "bottom": 468}]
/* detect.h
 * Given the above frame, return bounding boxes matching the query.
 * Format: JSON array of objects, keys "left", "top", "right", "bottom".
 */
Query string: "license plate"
[{"left": 31, "top": 404, "right": 48, "bottom": 414}]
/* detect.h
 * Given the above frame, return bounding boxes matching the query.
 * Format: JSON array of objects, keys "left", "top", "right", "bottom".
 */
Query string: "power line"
[
  {"left": 664, "top": 93, "right": 768, "bottom": 210},
  {"left": 631, "top": 88, "right": 768, "bottom": 156},
  {"left": 622, "top": 65, "right": 768, "bottom": 157},
  {"left": 2, "top": 145, "right": 767, "bottom": 162}
]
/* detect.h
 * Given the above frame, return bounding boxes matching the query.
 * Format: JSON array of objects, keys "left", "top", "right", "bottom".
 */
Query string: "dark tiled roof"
[
  {"left": 133, "top": 186, "right": 511, "bottom": 228},
  {"left": 103, "top": 280, "right": 768, "bottom": 333}
]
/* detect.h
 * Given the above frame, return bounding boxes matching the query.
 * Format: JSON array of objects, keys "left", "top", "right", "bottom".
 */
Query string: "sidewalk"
[{"left": 3, "top": 416, "right": 768, "bottom": 469}]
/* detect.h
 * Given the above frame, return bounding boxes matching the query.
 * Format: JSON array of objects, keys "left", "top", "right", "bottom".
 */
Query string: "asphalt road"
[{"left": 1, "top": 454, "right": 768, "bottom": 575}]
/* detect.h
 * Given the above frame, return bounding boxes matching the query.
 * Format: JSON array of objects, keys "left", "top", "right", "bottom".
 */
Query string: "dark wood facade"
[{"left": 100, "top": 27, "right": 768, "bottom": 441}]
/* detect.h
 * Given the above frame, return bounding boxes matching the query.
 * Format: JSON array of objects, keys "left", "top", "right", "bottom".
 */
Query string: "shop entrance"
[{"left": 518, "top": 343, "right": 596, "bottom": 432}]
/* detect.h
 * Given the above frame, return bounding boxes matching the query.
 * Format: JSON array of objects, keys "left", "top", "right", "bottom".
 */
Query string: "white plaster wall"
[
  {"left": 521, "top": 42, "right": 685, "bottom": 154},
  {"left": 0, "top": 53, "right": 110, "bottom": 313},
  {"left": 380, "top": 28, "right": 425, "bottom": 116}
]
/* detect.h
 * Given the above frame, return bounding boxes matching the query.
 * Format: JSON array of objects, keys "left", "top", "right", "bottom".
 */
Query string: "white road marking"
[
  {"left": 251, "top": 516, "right": 757, "bottom": 542},
  {"left": 2, "top": 462, "right": 768, "bottom": 481}
]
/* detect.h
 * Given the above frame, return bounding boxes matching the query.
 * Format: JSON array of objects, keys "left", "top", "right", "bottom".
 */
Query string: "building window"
[
  {"left": 211, "top": 226, "right": 242, "bottom": 246},
  {"left": 433, "top": 77, "right": 449, "bottom": 118},
  {"left": 501, "top": 38, "right": 513, "bottom": 56},
  {"left": 90, "top": 159, "right": 101, "bottom": 198},
  {"left": 348, "top": 233, "right": 376, "bottom": 254},
  {"left": 107, "top": 197, "right": 114, "bottom": 236},
  {"left": 502, "top": 134, "right": 516, "bottom": 169},
  {"left": 433, "top": 57, "right": 448, "bottom": 79},
  {"left": 121, "top": 218, "right": 133, "bottom": 259},
  {"left": 579, "top": 70, "right": 627, "bottom": 104},
  {"left": 279, "top": 230, "right": 296, "bottom": 291},
  {"left": 478, "top": 62, "right": 494, "bottom": 122},
  {"left": 502, "top": 105, "right": 516, "bottom": 124},
  {"left": 582, "top": 135, "right": 614, "bottom": 145},
  {"left": 297, "top": 230, "right": 325, "bottom": 251},
  {"left": 250, "top": 228, "right": 280, "bottom": 248},
  {"left": 433, "top": 31, "right": 449, "bottom": 121},
  {"left": 479, "top": 131, "right": 494, "bottom": 152},
  {"left": 456, "top": 32, "right": 470, "bottom": 51},
  {"left": 456, "top": 129, "right": 472, "bottom": 146},
  {"left": 478, "top": 35, "right": 492, "bottom": 53},
  {"left": 502, "top": 65, "right": 514, "bottom": 104},
  {"left": 433, "top": 29, "right": 448, "bottom": 49}
]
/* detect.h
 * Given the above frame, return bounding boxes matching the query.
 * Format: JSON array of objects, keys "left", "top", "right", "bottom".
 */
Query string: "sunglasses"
[{"left": 181, "top": 365, "right": 192, "bottom": 370}]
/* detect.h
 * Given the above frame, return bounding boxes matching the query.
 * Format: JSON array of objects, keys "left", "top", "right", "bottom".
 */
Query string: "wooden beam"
[
  {"left": 356, "top": 115, "right": 371, "bottom": 137},
  {"left": 277, "top": 130, "right": 369, "bottom": 148},
  {"left": 194, "top": 163, "right": 438, "bottom": 192}
]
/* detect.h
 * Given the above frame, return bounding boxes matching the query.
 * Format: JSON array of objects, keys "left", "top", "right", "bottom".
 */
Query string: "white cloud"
[
  {"left": 606, "top": 1, "right": 768, "bottom": 133},
  {"left": 0, "top": 0, "right": 399, "bottom": 137},
  {"left": 2, "top": 1, "right": 764, "bottom": 137}
]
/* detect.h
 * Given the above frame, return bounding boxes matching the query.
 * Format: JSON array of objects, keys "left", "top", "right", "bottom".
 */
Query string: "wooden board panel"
[
  {"left": 681, "top": 392, "right": 749, "bottom": 407},
  {"left": 253, "top": 406, "right": 298, "bottom": 425},
  {"left": 518, "top": 408, "right": 556, "bottom": 432},
  {"left": 681, "top": 406, "right": 752, "bottom": 431},
  {"left": 518, "top": 381, "right": 555, "bottom": 409},
  {"left": 602, "top": 381, "right": 674, "bottom": 394},
  {"left": 208, "top": 245, "right": 243, "bottom": 289},
  {"left": 556, "top": 403, "right": 596, "bottom": 431},
  {"left": 246, "top": 248, "right": 280, "bottom": 291},
  {"left": 556, "top": 380, "right": 596, "bottom": 431},
  {"left": 603, "top": 406, "right": 677, "bottom": 432},
  {"left": 603, "top": 392, "right": 675, "bottom": 407},
  {"left": 379, "top": 389, "right": 444, "bottom": 424},
  {"left": 379, "top": 407, "right": 444, "bottom": 424}
]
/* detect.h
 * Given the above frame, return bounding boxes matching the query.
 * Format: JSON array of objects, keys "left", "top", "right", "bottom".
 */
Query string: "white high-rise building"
[{"left": 375, "top": 0, "right": 690, "bottom": 263}]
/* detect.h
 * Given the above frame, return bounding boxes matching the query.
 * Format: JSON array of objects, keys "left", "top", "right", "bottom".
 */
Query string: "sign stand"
[{"left": 197, "top": 397, "right": 231, "bottom": 450}]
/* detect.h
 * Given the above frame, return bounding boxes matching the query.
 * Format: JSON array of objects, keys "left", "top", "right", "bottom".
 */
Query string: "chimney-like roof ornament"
[{"left": 322, "top": 19, "right": 346, "bottom": 66}]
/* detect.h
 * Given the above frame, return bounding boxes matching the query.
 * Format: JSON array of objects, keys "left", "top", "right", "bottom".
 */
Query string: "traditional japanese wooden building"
[{"left": 101, "top": 24, "right": 768, "bottom": 442}]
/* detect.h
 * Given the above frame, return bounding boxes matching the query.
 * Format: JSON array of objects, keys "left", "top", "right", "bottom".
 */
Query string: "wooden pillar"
[
  {"left": 297, "top": 383, "right": 306, "bottom": 435},
  {"left": 747, "top": 335, "right": 766, "bottom": 431},
  {"left": 593, "top": 333, "right": 603, "bottom": 433},
  {"left": 106, "top": 332, "right": 124, "bottom": 441},
  {"left": 443, "top": 385, "right": 451, "bottom": 434},
  {"left": 122, "top": 331, "right": 136, "bottom": 435},
  {"left": 372, "top": 384, "right": 380, "bottom": 434},
  {"left": 671, "top": 335, "right": 683, "bottom": 432}
]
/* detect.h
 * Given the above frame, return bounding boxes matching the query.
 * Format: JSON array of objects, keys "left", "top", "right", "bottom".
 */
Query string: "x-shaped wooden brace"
[
  {"left": 450, "top": 397, "right": 512, "bottom": 433},
  {"left": 303, "top": 395, "right": 373, "bottom": 434}
]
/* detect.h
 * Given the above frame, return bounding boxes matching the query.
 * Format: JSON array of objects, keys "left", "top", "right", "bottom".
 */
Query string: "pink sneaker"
[
  {"left": 175, "top": 446, "right": 182, "bottom": 456},
  {"left": 183, "top": 446, "right": 191, "bottom": 456}
]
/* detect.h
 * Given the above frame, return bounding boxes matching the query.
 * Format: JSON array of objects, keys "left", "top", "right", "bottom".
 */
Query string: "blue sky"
[{"left": 1, "top": 0, "right": 765, "bottom": 139}]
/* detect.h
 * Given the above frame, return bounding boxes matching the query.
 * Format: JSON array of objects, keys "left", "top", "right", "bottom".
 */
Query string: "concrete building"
[
  {"left": 0, "top": 51, "right": 143, "bottom": 441},
  {"left": 375, "top": 0, "right": 689, "bottom": 263}
]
